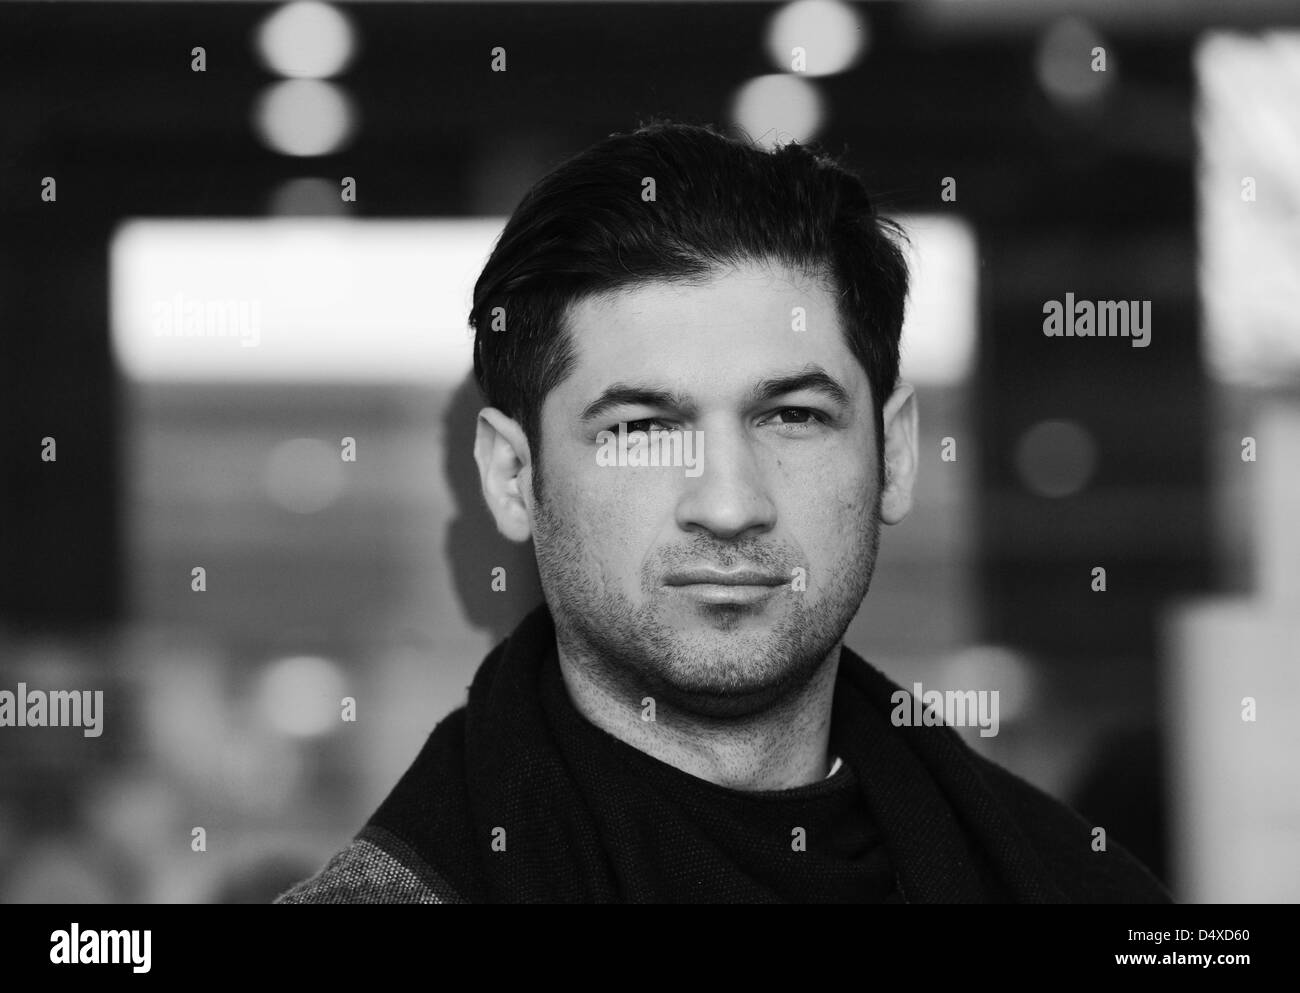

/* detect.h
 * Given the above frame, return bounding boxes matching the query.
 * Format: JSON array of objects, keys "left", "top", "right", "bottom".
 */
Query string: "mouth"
[
  {"left": 662, "top": 568, "right": 788, "bottom": 606},
  {"left": 662, "top": 568, "right": 788, "bottom": 588}
]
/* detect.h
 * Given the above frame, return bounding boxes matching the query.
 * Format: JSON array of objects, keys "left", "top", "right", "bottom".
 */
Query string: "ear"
[
  {"left": 879, "top": 382, "right": 918, "bottom": 525},
  {"left": 473, "top": 407, "right": 535, "bottom": 543}
]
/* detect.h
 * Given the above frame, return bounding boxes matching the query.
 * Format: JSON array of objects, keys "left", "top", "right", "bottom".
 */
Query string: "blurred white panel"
[
  {"left": 1256, "top": 405, "right": 1300, "bottom": 605},
  {"left": 1164, "top": 599, "right": 1300, "bottom": 903},
  {"left": 110, "top": 218, "right": 504, "bottom": 383},
  {"left": 896, "top": 213, "right": 978, "bottom": 385},
  {"left": 1197, "top": 31, "right": 1300, "bottom": 387},
  {"left": 1163, "top": 402, "right": 1300, "bottom": 902}
]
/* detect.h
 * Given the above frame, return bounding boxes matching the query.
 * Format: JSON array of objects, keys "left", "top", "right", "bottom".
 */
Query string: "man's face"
[{"left": 527, "top": 260, "right": 897, "bottom": 718}]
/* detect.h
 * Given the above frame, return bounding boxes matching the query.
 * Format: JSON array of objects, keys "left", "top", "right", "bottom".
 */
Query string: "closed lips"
[{"left": 663, "top": 569, "right": 785, "bottom": 586}]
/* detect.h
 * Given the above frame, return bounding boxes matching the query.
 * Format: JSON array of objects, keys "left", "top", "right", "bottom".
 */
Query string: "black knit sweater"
[{"left": 277, "top": 602, "right": 1172, "bottom": 904}]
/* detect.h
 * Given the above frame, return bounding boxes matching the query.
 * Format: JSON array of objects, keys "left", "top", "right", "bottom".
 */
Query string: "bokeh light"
[
  {"left": 257, "top": 1, "right": 355, "bottom": 79},
  {"left": 253, "top": 79, "right": 355, "bottom": 157},
  {"left": 256, "top": 655, "right": 349, "bottom": 738},
  {"left": 264, "top": 437, "right": 346, "bottom": 514},
  {"left": 730, "top": 73, "right": 825, "bottom": 148},
  {"left": 935, "top": 644, "right": 1036, "bottom": 726},
  {"left": 1035, "top": 17, "right": 1113, "bottom": 106},
  {"left": 765, "top": 0, "right": 868, "bottom": 78},
  {"left": 1015, "top": 418, "right": 1098, "bottom": 498}
]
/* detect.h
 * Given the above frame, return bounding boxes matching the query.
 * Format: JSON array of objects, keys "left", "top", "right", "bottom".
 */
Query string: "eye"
[
  {"left": 764, "top": 408, "right": 828, "bottom": 431},
  {"left": 616, "top": 418, "right": 679, "bottom": 435}
]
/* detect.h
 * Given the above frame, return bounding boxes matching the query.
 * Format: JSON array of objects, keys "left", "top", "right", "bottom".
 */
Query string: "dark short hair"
[{"left": 469, "top": 119, "right": 910, "bottom": 497}]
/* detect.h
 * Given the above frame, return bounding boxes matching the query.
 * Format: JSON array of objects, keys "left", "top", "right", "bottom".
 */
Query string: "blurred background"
[{"left": 1, "top": 0, "right": 1298, "bottom": 904}]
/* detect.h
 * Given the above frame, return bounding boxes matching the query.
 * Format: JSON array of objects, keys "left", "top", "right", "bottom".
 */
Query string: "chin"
[{"left": 637, "top": 658, "right": 826, "bottom": 721}]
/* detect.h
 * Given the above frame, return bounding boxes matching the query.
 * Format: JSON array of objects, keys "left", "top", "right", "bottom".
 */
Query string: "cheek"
[
  {"left": 783, "top": 462, "right": 876, "bottom": 559},
  {"left": 551, "top": 468, "right": 668, "bottom": 582}
]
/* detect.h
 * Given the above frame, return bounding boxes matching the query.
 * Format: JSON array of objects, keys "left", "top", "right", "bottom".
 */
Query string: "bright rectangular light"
[
  {"left": 1197, "top": 31, "right": 1300, "bottom": 386},
  {"left": 110, "top": 218, "right": 505, "bottom": 383},
  {"left": 896, "top": 213, "right": 978, "bottom": 386}
]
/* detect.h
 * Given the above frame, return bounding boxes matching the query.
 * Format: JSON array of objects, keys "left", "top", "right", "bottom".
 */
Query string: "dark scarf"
[{"left": 367, "top": 602, "right": 1156, "bottom": 903}]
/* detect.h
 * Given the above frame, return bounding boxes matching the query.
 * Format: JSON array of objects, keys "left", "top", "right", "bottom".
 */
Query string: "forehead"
[{"left": 558, "top": 261, "right": 865, "bottom": 401}]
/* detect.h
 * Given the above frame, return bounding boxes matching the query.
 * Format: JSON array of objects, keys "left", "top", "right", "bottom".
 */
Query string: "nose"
[{"left": 673, "top": 421, "right": 777, "bottom": 541}]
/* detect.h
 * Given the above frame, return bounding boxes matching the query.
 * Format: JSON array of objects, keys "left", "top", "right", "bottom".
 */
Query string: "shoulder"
[
  {"left": 839, "top": 646, "right": 1172, "bottom": 903},
  {"left": 274, "top": 826, "right": 465, "bottom": 904},
  {"left": 966, "top": 748, "right": 1174, "bottom": 903}
]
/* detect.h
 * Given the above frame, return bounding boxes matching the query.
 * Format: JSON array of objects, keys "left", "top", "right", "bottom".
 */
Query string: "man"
[{"left": 277, "top": 121, "right": 1171, "bottom": 903}]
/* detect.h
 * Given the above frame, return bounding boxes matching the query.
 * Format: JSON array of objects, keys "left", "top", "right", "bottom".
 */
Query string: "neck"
[{"left": 554, "top": 638, "right": 842, "bottom": 792}]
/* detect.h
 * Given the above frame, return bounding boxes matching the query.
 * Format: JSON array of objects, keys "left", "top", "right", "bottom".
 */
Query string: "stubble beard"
[{"left": 529, "top": 470, "right": 884, "bottom": 720}]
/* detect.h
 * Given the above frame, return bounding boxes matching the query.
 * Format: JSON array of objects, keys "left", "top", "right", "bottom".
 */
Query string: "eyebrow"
[{"left": 578, "top": 366, "right": 855, "bottom": 424}]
